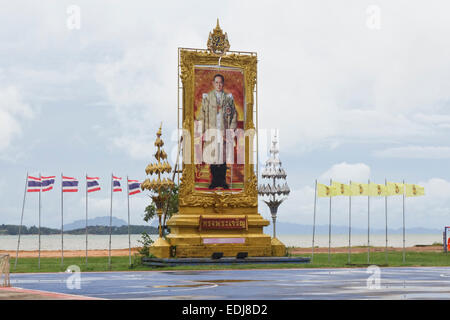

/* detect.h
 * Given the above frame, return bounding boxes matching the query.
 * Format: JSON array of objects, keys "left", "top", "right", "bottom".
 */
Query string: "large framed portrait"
[
  {"left": 193, "top": 66, "right": 245, "bottom": 192},
  {"left": 178, "top": 49, "right": 258, "bottom": 210}
]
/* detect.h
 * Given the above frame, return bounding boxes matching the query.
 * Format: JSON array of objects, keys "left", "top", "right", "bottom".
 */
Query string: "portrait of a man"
[{"left": 193, "top": 67, "right": 245, "bottom": 191}]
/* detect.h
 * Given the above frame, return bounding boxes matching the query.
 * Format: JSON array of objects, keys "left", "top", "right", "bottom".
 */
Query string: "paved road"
[{"left": 8, "top": 267, "right": 450, "bottom": 299}]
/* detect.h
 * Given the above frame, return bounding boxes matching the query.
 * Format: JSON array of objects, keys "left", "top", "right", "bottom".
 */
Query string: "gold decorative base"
[
  {"left": 163, "top": 211, "right": 272, "bottom": 258},
  {"left": 271, "top": 237, "right": 287, "bottom": 257},
  {"left": 149, "top": 237, "right": 171, "bottom": 258}
]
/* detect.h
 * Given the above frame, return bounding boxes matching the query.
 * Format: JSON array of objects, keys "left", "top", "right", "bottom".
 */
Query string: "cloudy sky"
[{"left": 1, "top": 0, "right": 450, "bottom": 232}]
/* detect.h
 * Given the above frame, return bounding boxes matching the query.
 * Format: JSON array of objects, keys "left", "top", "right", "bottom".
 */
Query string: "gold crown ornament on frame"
[{"left": 207, "top": 19, "right": 230, "bottom": 54}]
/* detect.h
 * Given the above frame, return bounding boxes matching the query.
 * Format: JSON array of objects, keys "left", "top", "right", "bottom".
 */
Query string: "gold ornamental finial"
[
  {"left": 157, "top": 122, "right": 162, "bottom": 137},
  {"left": 207, "top": 19, "right": 230, "bottom": 54},
  {"left": 141, "top": 123, "right": 174, "bottom": 238}
]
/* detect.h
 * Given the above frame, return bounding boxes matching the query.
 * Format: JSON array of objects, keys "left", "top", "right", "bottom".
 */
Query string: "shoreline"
[{"left": 1, "top": 245, "right": 444, "bottom": 258}]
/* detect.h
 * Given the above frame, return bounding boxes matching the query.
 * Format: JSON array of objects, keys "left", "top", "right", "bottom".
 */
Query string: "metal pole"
[
  {"left": 367, "top": 179, "right": 370, "bottom": 265},
  {"left": 38, "top": 173, "right": 41, "bottom": 270},
  {"left": 403, "top": 179, "right": 406, "bottom": 263},
  {"left": 348, "top": 180, "right": 352, "bottom": 264},
  {"left": 127, "top": 176, "right": 131, "bottom": 266},
  {"left": 272, "top": 215, "right": 276, "bottom": 239},
  {"left": 85, "top": 174, "right": 88, "bottom": 267},
  {"left": 255, "top": 53, "right": 259, "bottom": 179},
  {"left": 445, "top": 228, "right": 448, "bottom": 254},
  {"left": 328, "top": 178, "right": 332, "bottom": 264},
  {"left": 61, "top": 173, "right": 64, "bottom": 267},
  {"left": 109, "top": 174, "right": 113, "bottom": 269},
  {"left": 14, "top": 173, "right": 28, "bottom": 270},
  {"left": 385, "top": 178, "right": 388, "bottom": 264},
  {"left": 177, "top": 48, "right": 180, "bottom": 185},
  {"left": 312, "top": 179, "right": 317, "bottom": 263},
  {"left": 272, "top": 176, "right": 276, "bottom": 239}
]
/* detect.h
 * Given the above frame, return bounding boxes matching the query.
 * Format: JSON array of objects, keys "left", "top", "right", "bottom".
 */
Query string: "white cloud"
[
  {"left": 319, "top": 162, "right": 371, "bottom": 182},
  {"left": 414, "top": 113, "right": 450, "bottom": 129},
  {"left": 397, "top": 178, "right": 450, "bottom": 228},
  {"left": 94, "top": 44, "right": 179, "bottom": 159},
  {"left": 374, "top": 146, "right": 450, "bottom": 159},
  {"left": 0, "top": 86, "right": 33, "bottom": 150},
  {"left": 420, "top": 178, "right": 450, "bottom": 199},
  {"left": 249, "top": 1, "right": 450, "bottom": 153},
  {"left": 12, "top": 0, "right": 444, "bottom": 158},
  {"left": 112, "top": 136, "right": 155, "bottom": 160}
]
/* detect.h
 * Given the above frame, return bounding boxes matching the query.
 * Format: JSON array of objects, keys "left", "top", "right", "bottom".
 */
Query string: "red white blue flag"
[
  {"left": 62, "top": 176, "right": 79, "bottom": 192},
  {"left": 128, "top": 179, "right": 141, "bottom": 196},
  {"left": 27, "top": 176, "right": 41, "bottom": 192},
  {"left": 113, "top": 176, "right": 122, "bottom": 192},
  {"left": 41, "top": 176, "right": 56, "bottom": 192},
  {"left": 87, "top": 176, "right": 101, "bottom": 193}
]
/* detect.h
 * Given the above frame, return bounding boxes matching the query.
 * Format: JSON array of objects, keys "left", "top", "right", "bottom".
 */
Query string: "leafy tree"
[
  {"left": 137, "top": 232, "right": 155, "bottom": 257},
  {"left": 143, "top": 184, "right": 179, "bottom": 237},
  {"left": 138, "top": 184, "right": 178, "bottom": 257}
]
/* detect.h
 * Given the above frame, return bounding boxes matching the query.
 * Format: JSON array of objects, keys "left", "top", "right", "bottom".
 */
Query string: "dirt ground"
[{"left": 0, "top": 245, "right": 444, "bottom": 258}]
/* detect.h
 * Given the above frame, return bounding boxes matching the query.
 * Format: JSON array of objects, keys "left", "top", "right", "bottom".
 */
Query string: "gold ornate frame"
[{"left": 178, "top": 48, "right": 258, "bottom": 211}]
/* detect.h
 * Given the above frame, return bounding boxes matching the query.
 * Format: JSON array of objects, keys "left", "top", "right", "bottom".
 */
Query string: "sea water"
[{"left": 0, "top": 233, "right": 443, "bottom": 251}]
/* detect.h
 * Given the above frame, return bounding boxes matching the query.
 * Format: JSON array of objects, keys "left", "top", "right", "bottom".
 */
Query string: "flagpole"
[
  {"left": 403, "top": 179, "right": 406, "bottom": 263},
  {"left": 328, "top": 178, "right": 332, "bottom": 264},
  {"left": 311, "top": 179, "right": 317, "bottom": 263},
  {"left": 85, "top": 174, "right": 88, "bottom": 267},
  {"left": 15, "top": 172, "right": 28, "bottom": 270},
  {"left": 109, "top": 173, "right": 113, "bottom": 269},
  {"left": 61, "top": 172, "right": 64, "bottom": 267},
  {"left": 385, "top": 178, "right": 388, "bottom": 264},
  {"left": 348, "top": 180, "right": 352, "bottom": 264},
  {"left": 367, "top": 178, "right": 370, "bottom": 265},
  {"left": 38, "top": 173, "right": 41, "bottom": 270},
  {"left": 127, "top": 176, "right": 132, "bottom": 266}
]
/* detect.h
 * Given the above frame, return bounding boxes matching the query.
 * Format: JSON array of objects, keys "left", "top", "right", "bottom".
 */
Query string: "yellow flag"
[
  {"left": 405, "top": 184, "right": 425, "bottom": 197},
  {"left": 331, "top": 181, "right": 351, "bottom": 196},
  {"left": 369, "top": 183, "right": 387, "bottom": 196},
  {"left": 350, "top": 182, "right": 369, "bottom": 196},
  {"left": 317, "top": 183, "right": 336, "bottom": 197},
  {"left": 386, "top": 182, "right": 404, "bottom": 196}
]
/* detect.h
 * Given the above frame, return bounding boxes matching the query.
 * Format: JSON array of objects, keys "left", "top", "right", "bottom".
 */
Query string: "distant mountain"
[
  {"left": 66, "top": 225, "right": 158, "bottom": 235},
  {"left": 64, "top": 216, "right": 128, "bottom": 231},
  {"left": 0, "top": 224, "right": 157, "bottom": 235},
  {"left": 272, "top": 221, "right": 442, "bottom": 235}
]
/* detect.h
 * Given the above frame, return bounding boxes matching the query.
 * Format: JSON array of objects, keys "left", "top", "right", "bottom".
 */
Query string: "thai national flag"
[
  {"left": 27, "top": 176, "right": 41, "bottom": 192},
  {"left": 62, "top": 176, "right": 79, "bottom": 192},
  {"left": 87, "top": 176, "right": 101, "bottom": 193},
  {"left": 113, "top": 176, "right": 122, "bottom": 192},
  {"left": 128, "top": 179, "right": 141, "bottom": 196},
  {"left": 41, "top": 176, "right": 55, "bottom": 192},
  {"left": 41, "top": 176, "right": 56, "bottom": 192}
]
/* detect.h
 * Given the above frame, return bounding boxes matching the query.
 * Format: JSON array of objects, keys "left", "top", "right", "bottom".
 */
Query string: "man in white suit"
[{"left": 197, "top": 74, "right": 237, "bottom": 189}]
